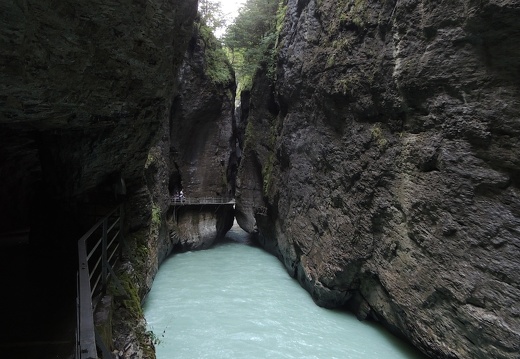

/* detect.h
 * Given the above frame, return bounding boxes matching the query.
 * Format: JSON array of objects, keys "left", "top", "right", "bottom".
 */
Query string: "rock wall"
[
  {"left": 170, "top": 25, "right": 237, "bottom": 199},
  {"left": 236, "top": 0, "right": 520, "bottom": 358},
  {"left": 0, "top": 0, "right": 198, "bottom": 243},
  {"left": 1, "top": 0, "right": 196, "bottom": 197},
  {"left": 0, "top": 0, "right": 198, "bottom": 357},
  {"left": 166, "top": 23, "right": 237, "bottom": 251},
  {"left": 173, "top": 205, "right": 235, "bottom": 250},
  {"left": 114, "top": 18, "right": 237, "bottom": 356}
]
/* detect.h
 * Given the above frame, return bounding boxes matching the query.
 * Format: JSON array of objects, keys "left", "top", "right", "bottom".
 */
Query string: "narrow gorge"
[{"left": 0, "top": 0, "right": 519, "bottom": 358}]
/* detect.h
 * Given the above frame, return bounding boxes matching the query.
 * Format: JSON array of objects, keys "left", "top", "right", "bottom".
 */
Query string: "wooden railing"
[
  {"left": 76, "top": 205, "right": 122, "bottom": 359},
  {"left": 171, "top": 196, "right": 235, "bottom": 206}
]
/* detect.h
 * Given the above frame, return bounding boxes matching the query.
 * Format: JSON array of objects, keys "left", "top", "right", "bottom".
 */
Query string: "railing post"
[
  {"left": 77, "top": 239, "right": 98, "bottom": 359},
  {"left": 101, "top": 218, "right": 108, "bottom": 291},
  {"left": 76, "top": 205, "right": 125, "bottom": 359}
]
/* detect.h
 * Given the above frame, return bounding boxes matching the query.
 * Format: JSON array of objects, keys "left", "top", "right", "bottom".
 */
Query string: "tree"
[
  {"left": 223, "top": 0, "right": 283, "bottom": 90},
  {"left": 199, "top": 0, "right": 226, "bottom": 32},
  {"left": 195, "top": 2, "right": 234, "bottom": 85},
  {"left": 224, "top": 0, "right": 279, "bottom": 50}
]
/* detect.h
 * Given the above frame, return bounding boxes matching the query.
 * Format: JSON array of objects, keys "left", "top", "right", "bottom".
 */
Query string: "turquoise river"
[{"left": 144, "top": 223, "right": 428, "bottom": 359}]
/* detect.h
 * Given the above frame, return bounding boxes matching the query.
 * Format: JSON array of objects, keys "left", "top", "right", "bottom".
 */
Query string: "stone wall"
[{"left": 236, "top": 0, "right": 520, "bottom": 358}]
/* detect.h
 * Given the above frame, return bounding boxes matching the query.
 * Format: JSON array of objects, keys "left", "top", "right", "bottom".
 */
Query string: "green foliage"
[
  {"left": 106, "top": 228, "right": 156, "bottom": 357},
  {"left": 224, "top": 0, "right": 279, "bottom": 49},
  {"left": 275, "top": 2, "right": 288, "bottom": 34},
  {"left": 118, "top": 271, "right": 143, "bottom": 319},
  {"left": 199, "top": 0, "right": 226, "bottom": 32},
  {"left": 146, "top": 329, "right": 163, "bottom": 346},
  {"left": 323, "top": 0, "right": 368, "bottom": 37},
  {"left": 223, "top": 0, "right": 285, "bottom": 91},
  {"left": 107, "top": 230, "right": 150, "bottom": 306},
  {"left": 197, "top": 21, "right": 234, "bottom": 85},
  {"left": 198, "top": 0, "right": 233, "bottom": 85},
  {"left": 370, "top": 124, "right": 388, "bottom": 149},
  {"left": 151, "top": 204, "right": 161, "bottom": 226}
]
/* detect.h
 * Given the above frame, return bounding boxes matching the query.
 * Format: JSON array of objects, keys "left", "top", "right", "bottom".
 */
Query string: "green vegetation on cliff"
[
  {"left": 198, "top": 23, "right": 234, "bottom": 85},
  {"left": 223, "top": 0, "right": 285, "bottom": 91},
  {"left": 109, "top": 228, "right": 156, "bottom": 358},
  {"left": 196, "top": 2, "right": 234, "bottom": 85}
]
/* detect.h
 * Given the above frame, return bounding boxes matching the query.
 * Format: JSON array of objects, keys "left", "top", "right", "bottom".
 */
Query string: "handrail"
[
  {"left": 171, "top": 196, "right": 235, "bottom": 206},
  {"left": 76, "top": 205, "right": 123, "bottom": 359}
]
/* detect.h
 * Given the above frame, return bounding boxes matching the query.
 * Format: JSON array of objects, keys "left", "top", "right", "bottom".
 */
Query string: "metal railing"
[
  {"left": 171, "top": 196, "right": 235, "bottom": 206},
  {"left": 76, "top": 205, "right": 122, "bottom": 359}
]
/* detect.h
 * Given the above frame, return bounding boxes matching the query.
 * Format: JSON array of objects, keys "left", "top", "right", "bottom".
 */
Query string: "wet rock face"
[
  {"left": 169, "top": 28, "right": 237, "bottom": 199},
  {"left": 173, "top": 205, "right": 235, "bottom": 251},
  {"left": 235, "top": 87, "right": 273, "bottom": 233},
  {"left": 237, "top": 0, "right": 520, "bottom": 358},
  {"left": 164, "top": 26, "right": 237, "bottom": 251}
]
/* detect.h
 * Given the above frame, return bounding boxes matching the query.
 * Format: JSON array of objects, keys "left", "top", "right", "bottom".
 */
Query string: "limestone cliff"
[
  {"left": 171, "top": 24, "right": 237, "bottom": 199},
  {"left": 112, "top": 17, "right": 237, "bottom": 356},
  {"left": 0, "top": 0, "right": 199, "bottom": 357},
  {"left": 167, "top": 21, "right": 237, "bottom": 251},
  {"left": 236, "top": 0, "right": 520, "bottom": 358},
  {"left": 1, "top": 0, "right": 196, "bottom": 211}
]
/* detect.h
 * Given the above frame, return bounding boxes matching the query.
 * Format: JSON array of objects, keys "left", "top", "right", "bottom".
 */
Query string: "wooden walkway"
[{"left": 171, "top": 197, "right": 235, "bottom": 206}]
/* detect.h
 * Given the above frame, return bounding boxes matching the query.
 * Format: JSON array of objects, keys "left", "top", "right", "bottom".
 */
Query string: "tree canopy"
[
  {"left": 224, "top": 0, "right": 279, "bottom": 49},
  {"left": 196, "top": 0, "right": 234, "bottom": 85},
  {"left": 199, "top": 0, "right": 226, "bottom": 32},
  {"left": 222, "top": 0, "right": 284, "bottom": 91},
  {"left": 195, "top": 0, "right": 285, "bottom": 91}
]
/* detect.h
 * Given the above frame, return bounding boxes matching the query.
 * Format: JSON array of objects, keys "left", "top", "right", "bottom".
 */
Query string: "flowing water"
[{"left": 144, "top": 223, "right": 428, "bottom": 359}]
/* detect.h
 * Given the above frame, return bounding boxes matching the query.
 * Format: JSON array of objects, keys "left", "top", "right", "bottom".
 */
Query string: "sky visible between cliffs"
[
  {"left": 217, "top": 0, "right": 245, "bottom": 36},
  {"left": 219, "top": 0, "right": 245, "bottom": 19}
]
